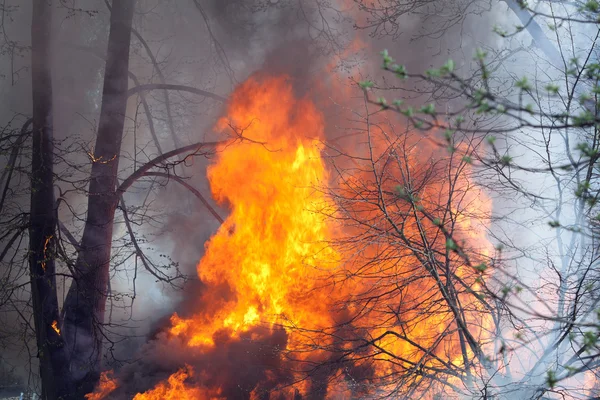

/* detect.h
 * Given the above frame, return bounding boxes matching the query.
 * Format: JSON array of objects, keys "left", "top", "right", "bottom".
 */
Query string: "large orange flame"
[
  {"left": 87, "top": 75, "right": 492, "bottom": 399},
  {"left": 169, "top": 75, "right": 339, "bottom": 348}
]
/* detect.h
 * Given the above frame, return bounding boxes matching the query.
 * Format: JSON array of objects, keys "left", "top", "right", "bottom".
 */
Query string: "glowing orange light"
[
  {"left": 133, "top": 366, "right": 223, "bottom": 400},
  {"left": 85, "top": 371, "right": 118, "bottom": 400},
  {"left": 88, "top": 74, "right": 493, "bottom": 399},
  {"left": 41, "top": 235, "right": 53, "bottom": 272},
  {"left": 87, "top": 149, "right": 117, "bottom": 164},
  {"left": 51, "top": 320, "right": 60, "bottom": 335}
]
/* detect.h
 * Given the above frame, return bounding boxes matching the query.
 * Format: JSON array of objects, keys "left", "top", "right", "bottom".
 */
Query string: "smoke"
[
  {"left": 106, "top": 326, "right": 292, "bottom": 399},
  {"left": 0, "top": 0, "right": 528, "bottom": 397},
  {"left": 87, "top": 0, "right": 504, "bottom": 397}
]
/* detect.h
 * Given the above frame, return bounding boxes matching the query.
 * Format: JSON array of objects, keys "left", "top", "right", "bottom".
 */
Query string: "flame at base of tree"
[
  {"left": 85, "top": 371, "right": 118, "bottom": 400},
  {"left": 86, "top": 75, "right": 493, "bottom": 399}
]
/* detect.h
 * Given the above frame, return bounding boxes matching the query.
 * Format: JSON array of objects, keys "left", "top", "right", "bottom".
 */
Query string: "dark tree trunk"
[
  {"left": 60, "top": 1, "right": 135, "bottom": 398},
  {"left": 29, "top": 0, "right": 69, "bottom": 398}
]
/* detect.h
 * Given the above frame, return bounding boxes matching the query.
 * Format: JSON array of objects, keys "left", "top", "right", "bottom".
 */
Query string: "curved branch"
[
  {"left": 128, "top": 71, "right": 163, "bottom": 153},
  {"left": 104, "top": 1, "right": 178, "bottom": 144},
  {"left": 120, "top": 196, "right": 181, "bottom": 285},
  {"left": 144, "top": 172, "right": 224, "bottom": 224},
  {"left": 117, "top": 140, "right": 226, "bottom": 195},
  {"left": 127, "top": 84, "right": 226, "bottom": 103},
  {"left": 130, "top": 28, "right": 180, "bottom": 148}
]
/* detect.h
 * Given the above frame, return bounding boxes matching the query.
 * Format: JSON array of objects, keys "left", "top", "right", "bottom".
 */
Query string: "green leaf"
[
  {"left": 545, "top": 84, "right": 559, "bottom": 94},
  {"left": 444, "top": 129, "right": 455, "bottom": 141},
  {"left": 515, "top": 76, "right": 531, "bottom": 91},
  {"left": 420, "top": 103, "right": 436, "bottom": 115},
  {"left": 381, "top": 49, "right": 394, "bottom": 68},
  {"left": 476, "top": 101, "right": 492, "bottom": 114},
  {"left": 584, "top": 0, "right": 599, "bottom": 13},
  {"left": 359, "top": 80, "right": 374, "bottom": 89},
  {"left": 426, "top": 68, "right": 441, "bottom": 78},
  {"left": 446, "top": 238, "right": 458, "bottom": 251},
  {"left": 573, "top": 110, "right": 595, "bottom": 126},
  {"left": 395, "top": 185, "right": 407, "bottom": 197},
  {"left": 493, "top": 25, "right": 508, "bottom": 37},
  {"left": 500, "top": 155, "right": 512, "bottom": 166},
  {"left": 575, "top": 181, "right": 591, "bottom": 198},
  {"left": 584, "top": 331, "right": 597, "bottom": 351},
  {"left": 402, "top": 107, "right": 414, "bottom": 118},
  {"left": 546, "top": 370, "right": 557, "bottom": 389},
  {"left": 579, "top": 93, "right": 592, "bottom": 104},
  {"left": 515, "top": 285, "right": 523, "bottom": 294},
  {"left": 525, "top": 104, "right": 534, "bottom": 114},
  {"left": 393, "top": 64, "right": 407, "bottom": 79},
  {"left": 442, "top": 59, "right": 455, "bottom": 74},
  {"left": 475, "top": 48, "right": 487, "bottom": 61}
]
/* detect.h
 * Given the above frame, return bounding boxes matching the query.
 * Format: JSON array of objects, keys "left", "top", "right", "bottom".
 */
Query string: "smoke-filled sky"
[{"left": 1, "top": 0, "right": 598, "bottom": 399}]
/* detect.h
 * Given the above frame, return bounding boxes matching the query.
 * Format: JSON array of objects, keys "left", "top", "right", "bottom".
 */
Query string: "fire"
[
  {"left": 169, "top": 75, "right": 338, "bottom": 348},
  {"left": 88, "top": 74, "right": 493, "bottom": 398},
  {"left": 85, "top": 371, "right": 118, "bottom": 400},
  {"left": 51, "top": 320, "right": 60, "bottom": 335},
  {"left": 41, "top": 235, "right": 53, "bottom": 272},
  {"left": 133, "top": 366, "right": 223, "bottom": 400}
]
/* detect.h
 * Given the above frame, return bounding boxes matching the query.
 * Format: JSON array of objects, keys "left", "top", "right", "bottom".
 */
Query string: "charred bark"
[
  {"left": 29, "top": 0, "right": 69, "bottom": 398},
  {"left": 60, "top": 1, "right": 135, "bottom": 398}
]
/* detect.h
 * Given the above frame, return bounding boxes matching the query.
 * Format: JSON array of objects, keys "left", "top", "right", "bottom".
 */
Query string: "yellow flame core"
[{"left": 51, "top": 320, "right": 60, "bottom": 335}]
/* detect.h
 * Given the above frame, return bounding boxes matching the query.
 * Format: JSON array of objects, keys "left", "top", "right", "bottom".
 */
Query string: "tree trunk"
[
  {"left": 29, "top": 0, "right": 69, "bottom": 398},
  {"left": 60, "top": 1, "right": 135, "bottom": 398},
  {"left": 504, "top": 0, "right": 562, "bottom": 66}
]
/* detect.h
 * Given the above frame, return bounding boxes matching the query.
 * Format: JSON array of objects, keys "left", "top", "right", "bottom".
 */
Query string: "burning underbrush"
[{"left": 86, "top": 74, "right": 492, "bottom": 399}]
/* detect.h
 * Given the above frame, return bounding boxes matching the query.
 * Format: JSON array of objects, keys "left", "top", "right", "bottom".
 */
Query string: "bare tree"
[
  {"left": 304, "top": 1, "right": 600, "bottom": 397},
  {"left": 28, "top": 0, "right": 68, "bottom": 398},
  {"left": 0, "top": 0, "right": 234, "bottom": 397}
]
